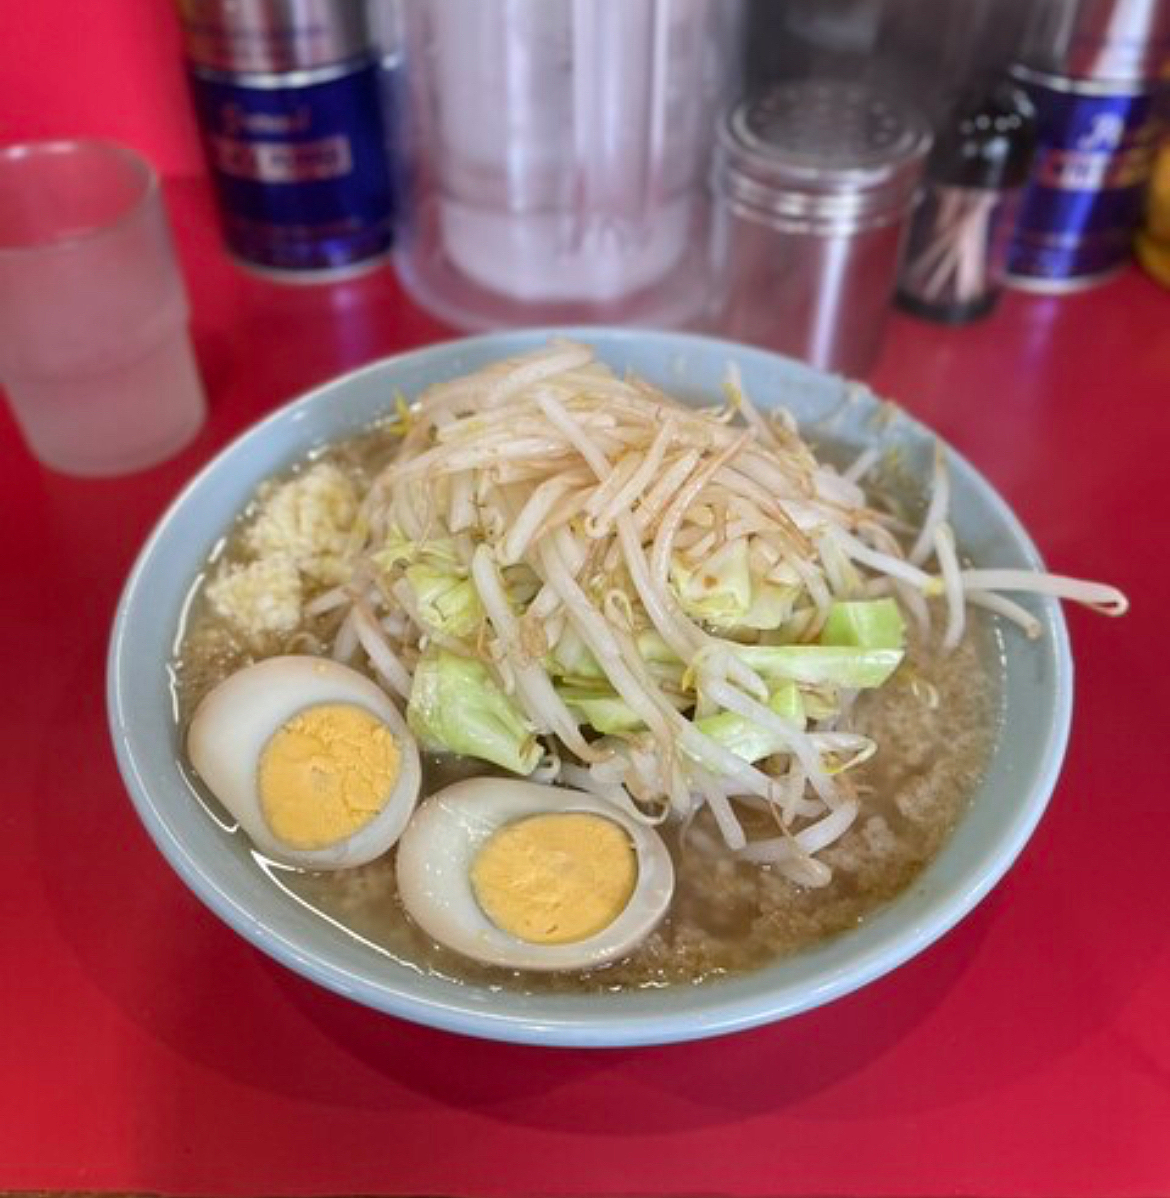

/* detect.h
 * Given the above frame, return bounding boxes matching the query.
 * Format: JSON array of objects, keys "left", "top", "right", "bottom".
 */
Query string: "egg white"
[
  {"left": 396, "top": 778, "right": 675, "bottom": 971},
  {"left": 187, "top": 655, "right": 421, "bottom": 870}
]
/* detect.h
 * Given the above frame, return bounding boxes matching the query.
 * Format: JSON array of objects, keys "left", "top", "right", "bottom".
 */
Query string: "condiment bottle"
[
  {"left": 1136, "top": 102, "right": 1170, "bottom": 288},
  {"left": 176, "top": 0, "right": 395, "bottom": 280},
  {"left": 1000, "top": 0, "right": 1167, "bottom": 292},
  {"left": 708, "top": 79, "right": 932, "bottom": 377},
  {"left": 897, "top": 77, "right": 1037, "bottom": 323}
]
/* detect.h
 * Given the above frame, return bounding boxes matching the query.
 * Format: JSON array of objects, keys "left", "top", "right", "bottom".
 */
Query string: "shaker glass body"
[{"left": 0, "top": 141, "right": 206, "bottom": 476}]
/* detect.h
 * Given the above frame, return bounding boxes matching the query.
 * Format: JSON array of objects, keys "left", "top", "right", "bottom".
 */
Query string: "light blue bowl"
[{"left": 108, "top": 329, "right": 1072, "bottom": 1047}]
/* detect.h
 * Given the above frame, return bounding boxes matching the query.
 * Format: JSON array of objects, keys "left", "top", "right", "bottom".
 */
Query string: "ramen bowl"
[{"left": 107, "top": 328, "right": 1072, "bottom": 1047}]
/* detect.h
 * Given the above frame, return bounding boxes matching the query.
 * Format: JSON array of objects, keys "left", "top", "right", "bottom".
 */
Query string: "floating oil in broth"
[{"left": 171, "top": 421, "right": 1004, "bottom": 994}]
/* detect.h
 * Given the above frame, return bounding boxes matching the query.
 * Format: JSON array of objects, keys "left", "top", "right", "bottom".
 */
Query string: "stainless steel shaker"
[{"left": 708, "top": 80, "right": 932, "bottom": 376}]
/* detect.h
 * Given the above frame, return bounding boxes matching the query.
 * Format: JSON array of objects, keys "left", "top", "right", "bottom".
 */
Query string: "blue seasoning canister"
[
  {"left": 177, "top": 0, "right": 395, "bottom": 280},
  {"left": 1005, "top": 67, "right": 1162, "bottom": 290},
  {"left": 1004, "top": 0, "right": 1169, "bottom": 291}
]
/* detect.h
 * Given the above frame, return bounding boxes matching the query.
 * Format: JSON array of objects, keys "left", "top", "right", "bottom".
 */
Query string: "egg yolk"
[
  {"left": 258, "top": 703, "right": 400, "bottom": 850},
  {"left": 470, "top": 813, "right": 638, "bottom": 945}
]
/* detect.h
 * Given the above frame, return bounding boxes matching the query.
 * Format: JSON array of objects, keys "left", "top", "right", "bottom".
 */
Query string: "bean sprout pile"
[{"left": 308, "top": 343, "right": 1127, "bottom": 888}]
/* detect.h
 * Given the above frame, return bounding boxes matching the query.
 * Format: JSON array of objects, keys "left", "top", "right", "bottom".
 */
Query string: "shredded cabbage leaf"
[{"left": 407, "top": 648, "right": 540, "bottom": 776}]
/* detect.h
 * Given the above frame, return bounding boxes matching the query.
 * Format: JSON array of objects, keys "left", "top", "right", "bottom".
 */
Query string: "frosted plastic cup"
[{"left": 0, "top": 140, "right": 206, "bottom": 476}]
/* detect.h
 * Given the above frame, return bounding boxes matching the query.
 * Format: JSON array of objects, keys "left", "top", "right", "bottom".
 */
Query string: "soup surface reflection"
[{"left": 174, "top": 426, "right": 1002, "bottom": 992}]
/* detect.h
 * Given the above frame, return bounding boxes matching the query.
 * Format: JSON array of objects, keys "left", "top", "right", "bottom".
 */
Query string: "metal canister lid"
[
  {"left": 176, "top": 0, "right": 372, "bottom": 74},
  {"left": 1019, "top": 0, "right": 1170, "bottom": 84},
  {"left": 714, "top": 80, "right": 933, "bottom": 229}
]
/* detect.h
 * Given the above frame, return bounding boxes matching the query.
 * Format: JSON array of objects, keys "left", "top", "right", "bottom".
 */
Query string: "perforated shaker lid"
[{"left": 715, "top": 79, "right": 933, "bottom": 226}]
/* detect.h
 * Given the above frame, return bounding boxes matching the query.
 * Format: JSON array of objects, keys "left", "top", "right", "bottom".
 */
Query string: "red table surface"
[
  {"left": 2, "top": 7, "right": 1170, "bottom": 1195},
  {"left": 2, "top": 174, "right": 1168, "bottom": 1198}
]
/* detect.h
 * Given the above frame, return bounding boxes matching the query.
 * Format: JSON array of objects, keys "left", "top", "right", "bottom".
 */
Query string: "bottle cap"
[
  {"left": 714, "top": 79, "right": 933, "bottom": 230},
  {"left": 929, "top": 77, "right": 1038, "bottom": 191},
  {"left": 176, "top": 0, "right": 372, "bottom": 74}
]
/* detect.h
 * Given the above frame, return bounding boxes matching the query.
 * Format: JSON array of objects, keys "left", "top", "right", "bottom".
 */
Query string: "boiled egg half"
[
  {"left": 187, "top": 655, "right": 420, "bottom": 870},
  {"left": 396, "top": 778, "right": 675, "bottom": 971}
]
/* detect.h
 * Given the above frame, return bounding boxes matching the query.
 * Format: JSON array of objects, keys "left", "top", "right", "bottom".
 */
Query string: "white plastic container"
[{"left": 393, "top": 0, "right": 743, "bottom": 329}]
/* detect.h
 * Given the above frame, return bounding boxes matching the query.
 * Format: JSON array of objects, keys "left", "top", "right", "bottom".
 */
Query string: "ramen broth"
[{"left": 173, "top": 427, "right": 1002, "bottom": 991}]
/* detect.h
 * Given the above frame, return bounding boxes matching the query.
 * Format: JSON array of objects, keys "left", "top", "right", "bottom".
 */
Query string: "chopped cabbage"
[
  {"left": 557, "top": 687, "right": 645, "bottom": 735},
  {"left": 407, "top": 648, "right": 540, "bottom": 775},
  {"left": 696, "top": 683, "right": 805, "bottom": 763},
  {"left": 671, "top": 539, "right": 796, "bottom": 630},
  {"left": 731, "top": 643, "right": 903, "bottom": 688},
  {"left": 821, "top": 598, "right": 905, "bottom": 649},
  {"left": 403, "top": 563, "right": 483, "bottom": 638}
]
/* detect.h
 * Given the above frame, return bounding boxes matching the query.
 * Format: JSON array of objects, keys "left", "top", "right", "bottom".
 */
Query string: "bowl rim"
[{"left": 107, "top": 327, "right": 1073, "bottom": 1047}]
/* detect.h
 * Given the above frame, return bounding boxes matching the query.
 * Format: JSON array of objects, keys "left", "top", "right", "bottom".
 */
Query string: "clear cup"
[
  {"left": 394, "top": 0, "right": 744, "bottom": 329},
  {"left": 0, "top": 140, "right": 206, "bottom": 477}
]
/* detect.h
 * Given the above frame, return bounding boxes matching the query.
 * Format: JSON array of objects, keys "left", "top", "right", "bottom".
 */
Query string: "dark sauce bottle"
[{"left": 898, "top": 76, "right": 1037, "bottom": 323}]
